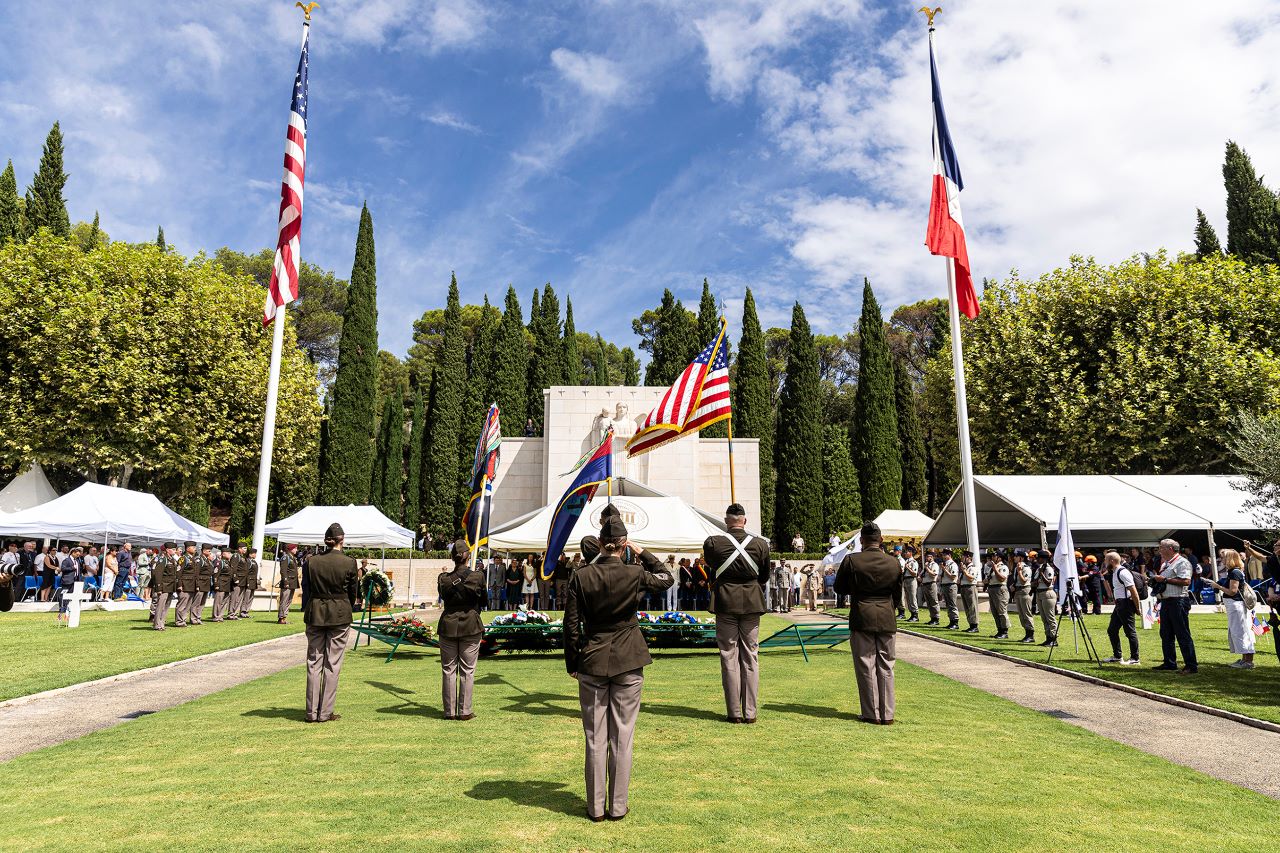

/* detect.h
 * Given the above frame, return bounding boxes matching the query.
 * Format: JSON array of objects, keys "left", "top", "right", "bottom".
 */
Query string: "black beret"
[
  {"left": 324, "top": 522, "right": 344, "bottom": 542},
  {"left": 726, "top": 503, "right": 746, "bottom": 516},
  {"left": 860, "top": 522, "right": 881, "bottom": 539}
]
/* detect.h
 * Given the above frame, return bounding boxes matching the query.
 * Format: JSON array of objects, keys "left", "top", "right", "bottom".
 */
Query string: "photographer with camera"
[{"left": 1151, "top": 538, "right": 1197, "bottom": 674}]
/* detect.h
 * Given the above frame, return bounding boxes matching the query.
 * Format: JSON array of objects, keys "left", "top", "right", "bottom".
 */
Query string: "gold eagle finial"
[
  {"left": 296, "top": 2, "right": 320, "bottom": 22},
  {"left": 918, "top": 6, "right": 942, "bottom": 28}
]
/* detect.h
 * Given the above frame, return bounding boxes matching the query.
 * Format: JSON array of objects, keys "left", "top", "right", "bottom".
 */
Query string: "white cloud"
[
  {"left": 425, "top": 110, "right": 482, "bottom": 134},
  {"left": 319, "top": 0, "right": 489, "bottom": 53},
  {"left": 550, "top": 48, "right": 629, "bottom": 101}
]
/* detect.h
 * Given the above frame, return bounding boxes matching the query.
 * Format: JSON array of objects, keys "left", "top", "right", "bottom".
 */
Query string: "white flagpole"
[
  {"left": 946, "top": 258, "right": 981, "bottom": 559},
  {"left": 251, "top": 11, "right": 312, "bottom": 563}
]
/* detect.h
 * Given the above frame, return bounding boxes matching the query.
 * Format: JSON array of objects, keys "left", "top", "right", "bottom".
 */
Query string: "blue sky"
[{"left": 4, "top": 1, "right": 1280, "bottom": 358}]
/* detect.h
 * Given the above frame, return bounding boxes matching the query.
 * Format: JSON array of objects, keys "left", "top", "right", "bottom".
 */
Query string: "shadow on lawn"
[
  {"left": 242, "top": 707, "right": 309, "bottom": 721},
  {"left": 762, "top": 702, "right": 859, "bottom": 721},
  {"left": 477, "top": 672, "right": 580, "bottom": 718},
  {"left": 365, "top": 680, "right": 442, "bottom": 717},
  {"left": 640, "top": 703, "right": 722, "bottom": 721},
  {"left": 466, "top": 779, "right": 587, "bottom": 817}
]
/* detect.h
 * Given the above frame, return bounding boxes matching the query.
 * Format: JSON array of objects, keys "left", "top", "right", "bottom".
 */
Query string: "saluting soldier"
[
  {"left": 986, "top": 551, "right": 1011, "bottom": 639},
  {"left": 277, "top": 542, "right": 301, "bottom": 624},
  {"left": 1033, "top": 551, "right": 1059, "bottom": 647},
  {"left": 175, "top": 541, "right": 200, "bottom": 627},
  {"left": 212, "top": 548, "right": 234, "bottom": 621},
  {"left": 920, "top": 551, "right": 941, "bottom": 625},
  {"left": 939, "top": 551, "right": 961, "bottom": 629},
  {"left": 565, "top": 506, "right": 674, "bottom": 821},
  {"left": 1012, "top": 549, "right": 1036, "bottom": 643},
  {"left": 303, "top": 524, "right": 358, "bottom": 723},
  {"left": 438, "top": 539, "right": 486, "bottom": 720},
  {"left": 704, "top": 503, "right": 771, "bottom": 724},
  {"left": 196, "top": 544, "right": 215, "bottom": 622},
  {"left": 958, "top": 551, "right": 980, "bottom": 634},
  {"left": 239, "top": 547, "right": 261, "bottom": 618},
  {"left": 901, "top": 547, "right": 920, "bottom": 623}
]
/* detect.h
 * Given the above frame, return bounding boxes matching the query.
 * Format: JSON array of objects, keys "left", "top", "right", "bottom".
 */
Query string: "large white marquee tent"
[
  {"left": 264, "top": 505, "right": 414, "bottom": 548},
  {"left": 0, "top": 482, "right": 228, "bottom": 546}
]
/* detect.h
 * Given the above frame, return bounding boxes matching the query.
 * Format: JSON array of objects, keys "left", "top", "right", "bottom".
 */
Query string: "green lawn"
[
  {"left": 830, "top": 609, "right": 1280, "bottom": 725},
  {"left": 1, "top": 618, "right": 1270, "bottom": 852},
  {"left": 0, "top": 606, "right": 304, "bottom": 702}
]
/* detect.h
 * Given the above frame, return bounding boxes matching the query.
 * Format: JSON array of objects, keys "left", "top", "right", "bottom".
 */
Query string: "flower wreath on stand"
[{"left": 363, "top": 567, "right": 394, "bottom": 608}]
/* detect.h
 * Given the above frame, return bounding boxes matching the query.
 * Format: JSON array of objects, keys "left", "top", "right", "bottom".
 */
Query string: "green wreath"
[{"left": 363, "top": 568, "right": 393, "bottom": 607}]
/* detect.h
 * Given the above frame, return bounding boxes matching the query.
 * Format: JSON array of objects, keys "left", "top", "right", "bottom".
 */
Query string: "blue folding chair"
[{"left": 21, "top": 576, "right": 40, "bottom": 602}]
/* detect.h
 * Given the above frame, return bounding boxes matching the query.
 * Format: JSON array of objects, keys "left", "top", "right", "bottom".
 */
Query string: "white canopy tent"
[
  {"left": 924, "top": 474, "right": 1264, "bottom": 550},
  {"left": 488, "top": 478, "right": 754, "bottom": 554},
  {"left": 264, "top": 505, "right": 413, "bottom": 548},
  {"left": 873, "top": 509, "right": 935, "bottom": 540},
  {"left": 0, "top": 464, "right": 58, "bottom": 515},
  {"left": 0, "top": 482, "right": 228, "bottom": 546}
]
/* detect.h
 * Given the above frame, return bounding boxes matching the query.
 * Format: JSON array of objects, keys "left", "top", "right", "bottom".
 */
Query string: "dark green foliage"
[
  {"left": 527, "top": 283, "right": 564, "bottom": 433},
  {"left": 894, "top": 355, "right": 928, "bottom": 511},
  {"left": 405, "top": 386, "right": 425, "bottom": 527},
  {"left": 640, "top": 289, "right": 699, "bottom": 386},
  {"left": 735, "top": 288, "right": 775, "bottom": 536},
  {"left": 697, "top": 278, "right": 730, "bottom": 438},
  {"left": 1222, "top": 141, "right": 1279, "bottom": 264},
  {"left": 563, "top": 297, "right": 582, "bottom": 385},
  {"left": 621, "top": 348, "right": 640, "bottom": 385},
  {"left": 0, "top": 161, "right": 20, "bottom": 245},
  {"left": 24, "top": 123, "right": 70, "bottom": 238},
  {"left": 854, "top": 279, "right": 901, "bottom": 520},
  {"left": 423, "top": 275, "right": 466, "bottom": 538},
  {"left": 156, "top": 227, "right": 166, "bottom": 251},
  {"left": 1194, "top": 208, "right": 1222, "bottom": 259},
  {"left": 493, "top": 286, "right": 529, "bottom": 436},
  {"left": 374, "top": 388, "right": 404, "bottom": 521},
  {"left": 773, "top": 302, "right": 823, "bottom": 547},
  {"left": 593, "top": 334, "right": 610, "bottom": 385},
  {"left": 317, "top": 204, "right": 378, "bottom": 504},
  {"left": 458, "top": 296, "right": 500, "bottom": 518},
  {"left": 821, "top": 425, "right": 860, "bottom": 534}
]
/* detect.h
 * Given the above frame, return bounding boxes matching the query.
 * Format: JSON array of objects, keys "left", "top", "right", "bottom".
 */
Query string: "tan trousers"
[
  {"left": 988, "top": 585, "right": 1010, "bottom": 633},
  {"left": 239, "top": 587, "right": 255, "bottom": 617},
  {"left": 1036, "top": 590, "right": 1059, "bottom": 638},
  {"left": 278, "top": 588, "right": 295, "bottom": 620},
  {"left": 940, "top": 584, "right": 959, "bottom": 624},
  {"left": 440, "top": 636, "right": 481, "bottom": 717},
  {"left": 305, "top": 625, "right": 350, "bottom": 722},
  {"left": 152, "top": 592, "right": 171, "bottom": 629},
  {"left": 920, "top": 583, "right": 940, "bottom": 621},
  {"left": 175, "top": 591, "right": 196, "bottom": 626},
  {"left": 578, "top": 668, "right": 644, "bottom": 819},
  {"left": 902, "top": 577, "right": 918, "bottom": 617},
  {"left": 715, "top": 613, "right": 761, "bottom": 720},
  {"left": 959, "top": 584, "right": 979, "bottom": 628},
  {"left": 1014, "top": 588, "right": 1035, "bottom": 633},
  {"left": 851, "top": 631, "right": 895, "bottom": 723},
  {"left": 803, "top": 587, "right": 819, "bottom": 610},
  {"left": 212, "top": 590, "right": 231, "bottom": 620}
]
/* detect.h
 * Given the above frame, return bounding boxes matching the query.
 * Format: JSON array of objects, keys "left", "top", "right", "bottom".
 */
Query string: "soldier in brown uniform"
[
  {"left": 303, "top": 524, "right": 357, "bottom": 723},
  {"left": 211, "top": 548, "right": 234, "bottom": 621},
  {"left": 195, "top": 544, "right": 215, "bottom": 622},
  {"left": 565, "top": 506, "right": 674, "bottom": 822},
  {"left": 833, "top": 522, "right": 902, "bottom": 724},
  {"left": 703, "top": 503, "right": 771, "bottom": 724},
  {"left": 277, "top": 543, "right": 301, "bottom": 623},
  {"left": 437, "top": 539, "right": 486, "bottom": 720},
  {"left": 175, "top": 541, "right": 200, "bottom": 627},
  {"left": 227, "top": 545, "right": 247, "bottom": 619},
  {"left": 239, "top": 547, "right": 260, "bottom": 618},
  {"left": 150, "top": 543, "right": 178, "bottom": 628}
]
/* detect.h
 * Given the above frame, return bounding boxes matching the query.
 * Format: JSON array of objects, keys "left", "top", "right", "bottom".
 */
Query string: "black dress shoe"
[
  {"left": 964, "top": 627, "right": 979, "bottom": 634},
  {"left": 1020, "top": 636, "right": 1035, "bottom": 644},
  {"left": 946, "top": 623, "right": 960, "bottom": 630},
  {"left": 606, "top": 810, "right": 628, "bottom": 821},
  {"left": 458, "top": 713, "right": 476, "bottom": 721},
  {"left": 907, "top": 616, "right": 919, "bottom": 622},
  {"left": 588, "top": 813, "right": 606, "bottom": 823},
  {"left": 321, "top": 713, "right": 342, "bottom": 722},
  {"left": 443, "top": 715, "right": 457, "bottom": 721},
  {"left": 725, "top": 716, "right": 743, "bottom": 724},
  {"left": 926, "top": 620, "right": 940, "bottom": 626},
  {"left": 1151, "top": 664, "right": 1177, "bottom": 671},
  {"left": 741, "top": 717, "right": 757, "bottom": 724}
]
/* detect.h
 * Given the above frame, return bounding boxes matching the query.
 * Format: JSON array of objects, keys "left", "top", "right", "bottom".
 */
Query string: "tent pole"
[{"left": 1207, "top": 525, "right": 1218, "bottom": 583}]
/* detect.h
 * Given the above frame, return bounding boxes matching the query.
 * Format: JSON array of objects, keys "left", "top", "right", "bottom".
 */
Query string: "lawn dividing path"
[
  {"left": 0, "top": 606, "right": 304, "bottom": 702},
  {"left": 2, "top": 625, "right": 1272, "bottom": 851}
]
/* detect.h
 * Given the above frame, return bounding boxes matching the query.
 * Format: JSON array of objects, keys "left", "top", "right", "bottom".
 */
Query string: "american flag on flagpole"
[
  {"left": 626, "top": 319, "right": 732, "bottom": 458},
  {"left": 263, "top": 26, "right": 310, "bottom": 325}
]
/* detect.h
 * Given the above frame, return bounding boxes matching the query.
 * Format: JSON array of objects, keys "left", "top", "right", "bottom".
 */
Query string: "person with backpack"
[
  {"left": 1207, "top": 549, "right": 1255, "bottom": 669},
  {"left": 1103, "top": 551, "right": 1142, "bottom": 665}
]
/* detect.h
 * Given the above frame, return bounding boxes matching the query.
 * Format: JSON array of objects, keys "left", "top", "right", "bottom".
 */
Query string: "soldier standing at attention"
[
  {"left": 438, "top": 539, "right": 486, "bottom": 720},
  {"left": 227, "top": 544, "right": 247, "bottom": 619},
  {"left": 900, "top": 547, "right": 920, "bottom": 623},
  {"left": 303, "top": 523, "right": 358, "bottom": 724},
  {"left": 277, "top": 542, "right": 301, "bottom": 624},
  {"left": 833, "top": 522, "right": 902, "bottom": 725},
  {"left": 1033, "top": 550, "right": 1059, "bottom": 647},
  {"left": 704, "top": 503, "right": 771, "bottom": 724},
  {"left": 986, "top": 551, "right": 1011, "bottom": 639},
  {"left": 175, "top": 541, "right": 199, "bottom": 627},
  {"left": 920, "top": 551, "right": 941, "bottom": 625},
  {"left": 1012, "top": 550, "right": 1036, "bottom": 643},
  {"left": 240, "top": 547, "right": 261, "bottom": 618},
  {"left": 958, "top": 551, "right": 980, "bottom": 634},
  {"left": 939, "top": 551, "right": 961, "bottom": 629},
  {"left": 196, "top": 544, "right": 215, "bottom": 623},
  {"left": 151, "top": 543, "right": 179, "bottom": 630},
  {"left": 211, "top": 548, "right": 234, "bottom": 621},
  {"left": 565, "top": 506, "right": 674, "bottom": 821}
]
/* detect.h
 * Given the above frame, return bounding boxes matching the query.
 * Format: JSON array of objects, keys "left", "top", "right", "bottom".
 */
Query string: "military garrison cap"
[{"left": 599, "top": 504, "right": 627, "bottom": 539}]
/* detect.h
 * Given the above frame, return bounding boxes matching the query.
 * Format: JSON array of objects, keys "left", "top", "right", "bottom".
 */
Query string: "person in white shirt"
[
  {"left": 790, "top": 566, "right": 802, "bottom": 608},
  {"left": 939, "top": 553, "right": 961, "bottom": 629},
  {"left": 920, "top": 552, "right": 941, "bottom": 625},
  {"left": 791, "top": 534, "right": 805, "bottom": 553},
  {"left": 1152, "top": 538, "right": 1197, "bottom": 673},
  {"left": 985, "top": 552, "right": 1010, "bottom": 639},
  {"left": 1103, "top": 551, "right": 1141, "bottom": 664},
  {"left": 900, "top": 548, "right": 920, "bottom": 623}
]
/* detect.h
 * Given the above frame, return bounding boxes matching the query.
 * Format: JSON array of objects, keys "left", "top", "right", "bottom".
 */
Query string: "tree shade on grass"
[
  {"left": 773, "top": 303, "right": 823, "bottom": 547},
  {"left": 0, "top": 608, "right": 303, "bottom": 703},
  {"left": 854, "top": 279, "right": 901, "bottom": 521},
  {"left": 0, "top": 628, "right": 1268, "bottom": 851},
  {"left": 735, "top": 288, "right": 774, "bottom": 537}
]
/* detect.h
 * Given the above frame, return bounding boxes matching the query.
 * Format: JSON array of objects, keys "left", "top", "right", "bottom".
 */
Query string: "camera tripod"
[{"left": 1047, "top": 577, "right": 1101, "bottom": 666}]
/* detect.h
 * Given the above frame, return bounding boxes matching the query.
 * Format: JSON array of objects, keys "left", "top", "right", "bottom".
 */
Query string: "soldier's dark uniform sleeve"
[
  {"left": 344, "top": 557, "right": 358, "bottom": 608},
  {"left": 636, "top": 551, "right": 675, "bottom": 593},
  {"left": 833, "top": 556, "right": 853, "bottom": 598},
  {"left": 564, "top": 573, "right": 583, "bottom": 675}
]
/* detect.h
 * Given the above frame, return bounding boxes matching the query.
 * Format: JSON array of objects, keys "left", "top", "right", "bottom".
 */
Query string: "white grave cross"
[{"left": 65, "top": 581, "right": 94, "bottom": 628}]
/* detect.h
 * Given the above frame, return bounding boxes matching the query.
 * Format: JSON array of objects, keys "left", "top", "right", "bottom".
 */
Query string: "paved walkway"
[{"left": 786, "top": 610, "right": 1280, "bottom": 799}]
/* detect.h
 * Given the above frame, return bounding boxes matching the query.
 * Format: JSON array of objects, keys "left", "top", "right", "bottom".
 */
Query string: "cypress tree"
[
  {"left": 87, "top": 212, "right": 101, "bottom": 249},
  {"left": 822, "top": 425, "right": 860, "bottom": 534},
  {"left": 593, "top": 334, "right": 610, "bottom": 385},
  {"left": 645, "top": 289, "right": 698, "bottom": 385},
  {"left": 24, "top": 122, "right": 70, "bottom": 237},
  {"left": 621, "top": 348, "right": 640, "bottom": 385},
  {"left": 377, "top": 388, "right": 405, "bottom": 521},
  {"left": 317, "top": 204, "right": 378, "bottom": 504},
  {"left": 156, "top": 226, "right": 166, "bottom": 251},
  {"left": 0, "top": 160, "right": 20, "bottom": 245},
  {"left": 423, "top": 275, "right": 466, "bottom": 537},
  {"left": 370, "top": 394, "right": 389, "bottom": 509},
  {"left": 563, "top": 297, "right": 582, "bottom": 385},
  {"left": 1223, "top": 140, "right": 1279, "bottom": 263},
  {"left": 854, "top": 279, "right": 901, "bottom": 520},
  {"left": 773, "top": 302, "right": 823, "bottom": 546},
  {"left": 696, "top": 278, "right": 730, "bottom": 437},
  {"left": 493, "top": 286, "right": 528, "bottom": 436},
  {"left": 405, "top": 385, "right": 425, "bottom": 527},
  {"left": 527, "top": 283, "right": 563, "bottom": 432},
  {"left": 1194, "top": 208, "right": 1222, "bottom": 258},
  {"left": 458, "top": 296, "right": 499, "bottom": 518},
  {"left": 894, "top": 354, "right": 928, "bottom": 511},
  {"left": 736, "top": 288, "right": 775, "bottom": 536}
]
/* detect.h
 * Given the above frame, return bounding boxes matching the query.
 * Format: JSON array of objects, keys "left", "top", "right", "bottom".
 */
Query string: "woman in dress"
[
  {"left": 40, "top": 546, "right": 58, "bottom": 601},
  {"left": 522, "top": 557, "right": 538, "bottom": 609},
  {"left": 1208, "top": 549, "right": 1255, "bottom": 669},
  {"left": 101, "top": 547, "right": 119, "bottom": 602}
]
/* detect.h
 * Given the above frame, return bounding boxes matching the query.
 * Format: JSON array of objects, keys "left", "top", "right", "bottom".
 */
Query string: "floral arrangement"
[
  {"left": 363, "top": 568, "right": 394, "bottom": 608},
  {"left": 490, "top": 605, "right": 562, "bottom": 627},
  {"left": 381, "top": 614, "right": 436, "bottom": 643},
  {"left": 637, "top": 611, "right": 713, "bottom": 625}
]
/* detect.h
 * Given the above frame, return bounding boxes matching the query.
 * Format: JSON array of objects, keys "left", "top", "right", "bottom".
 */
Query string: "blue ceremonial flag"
[
  {"left": 543, "top": 429, "right": 613, "bottom": 578},
  {"left": 462, "top": 404, "right": 501, "bottom": 549}
]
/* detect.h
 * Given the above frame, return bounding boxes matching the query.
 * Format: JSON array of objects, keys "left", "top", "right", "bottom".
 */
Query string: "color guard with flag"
[
  {"left": 626, "top": 318, "right": 732, "bottom": 458},
  {"left": 544, "top": 429, "right": 614, "bottom": 578},
  {"left": 462, "top": 404, "right": 502, "bottom": 553}
]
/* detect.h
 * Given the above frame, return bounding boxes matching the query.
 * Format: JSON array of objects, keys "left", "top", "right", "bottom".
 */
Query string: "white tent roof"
[
  {"left": 0, "top": 464, "right": 59, "bottom": 515},
  {"left": 873, "top": 509, "right": 935, "bottom": 540},
  {"left": 924, "top": 474, "right": 1264, "bottom": 548},
  {"left": 264, "top": 505, "right": 414, "bottom": 548},
  {"left": 0, "top": 482, "right": 228, "bottom": 546},
  {"left": 488, "top": 478, "right": 749, "bottom": 554}
]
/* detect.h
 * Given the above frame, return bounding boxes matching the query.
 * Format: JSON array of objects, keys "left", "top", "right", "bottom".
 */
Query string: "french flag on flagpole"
[{"left": 925, "top": 36, "right": 980, "bottom": 319}]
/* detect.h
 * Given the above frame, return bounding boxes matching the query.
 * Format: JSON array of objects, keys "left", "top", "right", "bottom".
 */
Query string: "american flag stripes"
[
  {"left": 263, "top": 26, "right": 310, "bottom": 325},
  {"left": 626, "top": 319, "right": 732, "bottom": 458}
]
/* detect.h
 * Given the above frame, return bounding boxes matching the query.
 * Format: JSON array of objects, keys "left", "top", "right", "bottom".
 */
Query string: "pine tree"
[
  {"left": 87, "top": 212, "right": 100, "bottom": 248},
  {"left": 894, "top": 354, "right": 928, "bottom": 511},
  {"left": 405, "top": 385, "right": 425, "bottom": 527},
  {"left": 377, "top": 388, "right": 405, "bottom": 521},
  {"left": 563, "top": 297, "right": 582, "bottom": 385},
  {"left": 854, "top": 279, "right": 902, "bottom": 520},
  {"left": 423, "top": 275, "right": 466, "bottom": 538},
  {"left": 593, "top": 334, "right": 610, "bottom": 385},
  {"left": 774, "top": 303, "right": 823, "bottom": 546},
  {"left": 1194, "top": 208, "right": 1222, "bottom": 259},
  {"left": 24, "top": 122, "right": 70, "bottom": 238},
  {"left": 621, "top": 348, "right": 640, "bottom": 385},
  {"left": 493, "top": 286, "right": 529, "bottom": 436},
  {"left": 645, "top": 289, "right": 698, "bottom": 386},
  {"left": 1223, "top": 140, "right": 1280, "bottom": 264},
  {"left": 155, "top": 226, "right": 166, "bottom": 251},
  {"left": 0, "top": 160, "right": 20, "bottom": 245},
  {"left": 317, "top": 204, "right": 379, "bottom": 504},
  {"left": 822, "top": 425, "right": 860, "bottom": 534},
  {"left": 736, "top": 288, "right": 775, "bottom": 536},
  {"left": 527, "top": 283, "right": 564, "bottom": 432}
]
